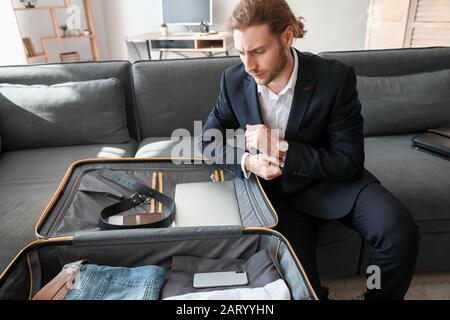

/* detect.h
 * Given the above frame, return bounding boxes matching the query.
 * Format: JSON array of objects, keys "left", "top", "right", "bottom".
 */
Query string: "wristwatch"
[{"left": 277, "top": 140, "right": 289, "bottom": 159}]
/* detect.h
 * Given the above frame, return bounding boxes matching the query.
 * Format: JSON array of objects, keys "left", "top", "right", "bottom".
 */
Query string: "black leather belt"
[{"left": 98, "top": 168, "right": 175, "bottom": 230}]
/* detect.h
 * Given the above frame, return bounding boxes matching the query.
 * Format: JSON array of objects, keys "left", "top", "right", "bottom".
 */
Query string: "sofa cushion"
[
  {"left": 0, "top": 78, "right": 130, "bottom": 151},
  {"left": 319, "top": 47, "right": 450, "bottom": 77},
  {"left": 135, "top": 137, "right": 203, "bottom": 159},
  {"left": 135, "top": 136, "right": 241, "bottom": 160},
  {"left": 357, "top": 69, "right": 450, "bottom": 136},
  {"left": 365, "top": 134, "right": 450, "bottom": 233},
  {"left": 0, "top": 140, "right": 138, "bottom": 273},
  {"left": 132, "top": 57, "right": 241, "bottom": 139},
  {"left": 0, "top": 61, "right": 139, "bottom": 141}
]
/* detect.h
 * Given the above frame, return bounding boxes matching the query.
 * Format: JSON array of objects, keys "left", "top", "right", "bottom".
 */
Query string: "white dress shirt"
[
  {"left": 241, "top": 49, "right": 299, "bottom": 178},
  {"left": 164, "top": 279, "right": 291, "bottom": 300}
]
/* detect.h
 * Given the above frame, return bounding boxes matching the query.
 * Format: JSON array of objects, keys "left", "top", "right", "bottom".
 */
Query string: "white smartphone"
[{"left": 193, "top": 271, "right": 249, "bottom": 289}]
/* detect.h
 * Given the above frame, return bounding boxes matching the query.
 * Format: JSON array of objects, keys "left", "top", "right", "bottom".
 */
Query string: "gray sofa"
[{"left": 0, "top": 47, "right": 449, "bottom": 281}]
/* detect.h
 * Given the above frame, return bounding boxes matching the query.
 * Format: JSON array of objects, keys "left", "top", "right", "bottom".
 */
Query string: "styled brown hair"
[{"left": 228, "top": 0, "right": 306, "bottom": 39}]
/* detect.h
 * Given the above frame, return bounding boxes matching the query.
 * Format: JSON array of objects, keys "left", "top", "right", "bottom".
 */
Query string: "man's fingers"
[
  {"left": 258, "top": 153, "right": 279, "bottom": 164},
  {"left": 247, "top": 153, "right": 282, "bottom": 181},
  {"left": 256, "top": 155, "right": 271, "bottom": 166},
  {"left": 246, "top": 124, "right": 267, "bottom": 129},
  {"left": 245, "top": 131, "right": 260, "bottom": 142},
  {"left": 259, "top": 165, "right": 282, "bottom": 181},
  {"left": 245, "top": 132, "right": 258, "bottom": 144},
  {"left": 246, "top": 137, "right": 257, "bottom": 150},
  {"left": 245, "top": 131, "right": 257, "bottom": 140},
  {"left": 246, "top": 124, "right": 268, "bottom": 132}
]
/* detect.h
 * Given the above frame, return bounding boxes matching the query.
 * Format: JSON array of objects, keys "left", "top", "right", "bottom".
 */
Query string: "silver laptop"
[{"left": 173, "top": 181, "right": 242, "bottom": 227}]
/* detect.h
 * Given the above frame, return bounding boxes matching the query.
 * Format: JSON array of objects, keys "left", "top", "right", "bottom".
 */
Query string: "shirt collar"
[{"left": 257, "top": 48, "right": 299, "bottom": 100}]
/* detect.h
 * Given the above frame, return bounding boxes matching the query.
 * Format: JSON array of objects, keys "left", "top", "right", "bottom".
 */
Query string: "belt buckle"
[{"left": 130, "top": 192, "right": 149, "bottom": 205}]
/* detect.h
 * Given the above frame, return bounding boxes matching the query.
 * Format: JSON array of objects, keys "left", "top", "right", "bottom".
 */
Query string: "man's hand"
[
  {"left": 245, "top": 153, "right": 282, "bottom": 181},
  {"left": 245, "top": 124, "right": 280, "bottom": 158}
]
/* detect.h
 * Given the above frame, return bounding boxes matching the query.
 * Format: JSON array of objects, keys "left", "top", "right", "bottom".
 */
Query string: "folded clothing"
[
  {"left": 165, "top": 279, "right": 289, "bottom": 300},
  {"left": 64, "top": 262, "right": 166, "bottom": 300},
  {"left": 161, "top": 250, "right": 290, "bottom": 300}
]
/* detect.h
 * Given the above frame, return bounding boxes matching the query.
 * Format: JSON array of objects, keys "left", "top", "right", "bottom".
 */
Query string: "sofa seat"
[
  {"left": 363, "top": 133, "right": 450, "bottom": 271},
  {"left": 0, "top": 140, "right": 138, "bottom": 273},
  {"left": 365, "top": 134, "right": 450, "bottom": 233}
]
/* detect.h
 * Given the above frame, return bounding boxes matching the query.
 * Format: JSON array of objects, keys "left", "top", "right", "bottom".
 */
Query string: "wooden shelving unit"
[{"left": 12, "top": 0, "right": 100, "bottom": 63}]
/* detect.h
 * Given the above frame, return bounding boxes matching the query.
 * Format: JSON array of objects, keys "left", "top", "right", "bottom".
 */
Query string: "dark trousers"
[{"left": 273, "top": 182, "right": 420, "bottom": 300}]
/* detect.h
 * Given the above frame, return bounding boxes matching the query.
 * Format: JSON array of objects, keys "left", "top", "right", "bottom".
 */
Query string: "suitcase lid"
[{"left": 36, "top": 158, "right": 279, "bottom": 240}]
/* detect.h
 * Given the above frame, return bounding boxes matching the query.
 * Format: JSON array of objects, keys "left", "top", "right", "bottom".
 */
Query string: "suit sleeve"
[
  {"left": 283, "top": 67, "right": 365, "bottom": 182},
  {"left": 200, "top": 71, "right": 246, "bottom": 178}
]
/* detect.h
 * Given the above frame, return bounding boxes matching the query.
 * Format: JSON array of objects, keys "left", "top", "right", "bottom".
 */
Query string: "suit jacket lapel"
[
  {"left": 244, "top": 75, "right": 264, "bottom": 125},
  {"left": 285, "top": 50, "right": 317, "bottom": 140},
  {"left": 241, "top": 50, "right": 316, "bottom": 133}
]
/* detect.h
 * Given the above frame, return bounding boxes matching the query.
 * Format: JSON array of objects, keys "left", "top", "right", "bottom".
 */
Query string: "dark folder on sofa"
[{"left": 412, "top": 128, "right": 450, "bottom": 160}]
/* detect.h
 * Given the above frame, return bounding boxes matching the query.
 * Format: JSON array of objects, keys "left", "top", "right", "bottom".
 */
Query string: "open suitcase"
[{"left": 0, "top": 159, "right": 318, "bottom": 300}]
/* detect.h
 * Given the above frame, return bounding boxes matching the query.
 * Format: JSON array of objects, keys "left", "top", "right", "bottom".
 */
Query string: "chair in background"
[{"left": 126, "top": 38, "right": 152, "bottom": 62}]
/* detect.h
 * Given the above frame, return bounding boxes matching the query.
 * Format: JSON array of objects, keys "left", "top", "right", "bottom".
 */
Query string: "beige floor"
[{"left": 323, "top": 271, "right": 450, "bottom": 300}]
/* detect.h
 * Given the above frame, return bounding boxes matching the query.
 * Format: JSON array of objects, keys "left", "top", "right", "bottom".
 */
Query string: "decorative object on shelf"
[
  {"left": 160, "top": 23, "right": 169, "bottom": 37},
  {"left": 60, "top": 51, "right": 80, "bottom": 63},
  {"left": 72, "top": 28, "right": 82, "bottom": 37},
  {"left": 59, "top": 25, "right": 68, "bottom": 37},
  {"left": 19, "top": 0, "right": 37, "bottom": 8},
  {"left": 200, "top": 21, "right": 210, "bottom": 33},
  {"left": 83, "top": 29, "right": 90, "bottom": 36}
]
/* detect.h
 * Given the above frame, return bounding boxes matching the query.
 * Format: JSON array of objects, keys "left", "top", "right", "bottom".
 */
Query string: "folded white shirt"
[{"left": 163, "top": 279, "right": 291, "bottom": 300}]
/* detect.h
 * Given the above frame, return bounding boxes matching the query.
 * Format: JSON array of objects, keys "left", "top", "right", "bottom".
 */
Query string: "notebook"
[{"left": 173, "top": 181, "right": 242, "bottom": 227}]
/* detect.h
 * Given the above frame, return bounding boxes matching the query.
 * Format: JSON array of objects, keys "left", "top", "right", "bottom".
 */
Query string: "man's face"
[{"left": 234, "top": 24, "right": 291, "bottom": 86}]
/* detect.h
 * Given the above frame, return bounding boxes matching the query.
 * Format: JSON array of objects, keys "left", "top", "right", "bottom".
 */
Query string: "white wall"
[
  {"left": 1, "top": 0, "right": 371, "bottom": 65},
  {"left": 0, "top": 0, "right": 27, "bottom": 66},
  {"left": 99, "top": 0, "right": 162, "bottom": 61},
  {"left": 97, "top": 0, "right": 370, "bottom": 61},
  {"left": 291, "top": 0, "right": 370, "bottom": 53}
]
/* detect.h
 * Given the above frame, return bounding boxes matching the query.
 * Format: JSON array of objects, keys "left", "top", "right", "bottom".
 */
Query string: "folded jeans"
[{"left": 64, "top": 262, "right": 166, "bottom": 300}]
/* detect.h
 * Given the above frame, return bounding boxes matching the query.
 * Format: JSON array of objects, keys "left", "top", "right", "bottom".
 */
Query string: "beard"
[{"left": 255, "top": 42, "right": 289, "bottom": 86}]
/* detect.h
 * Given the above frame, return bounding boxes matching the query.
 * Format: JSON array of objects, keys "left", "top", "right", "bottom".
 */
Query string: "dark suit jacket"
[{"left": 202, "top": 49, "right": 379, "bottom": 219}]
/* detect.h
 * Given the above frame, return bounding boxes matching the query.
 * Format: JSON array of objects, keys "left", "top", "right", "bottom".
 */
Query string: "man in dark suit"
[{"left": 201, "top": 0, "right": 419, "bottom": 300}]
